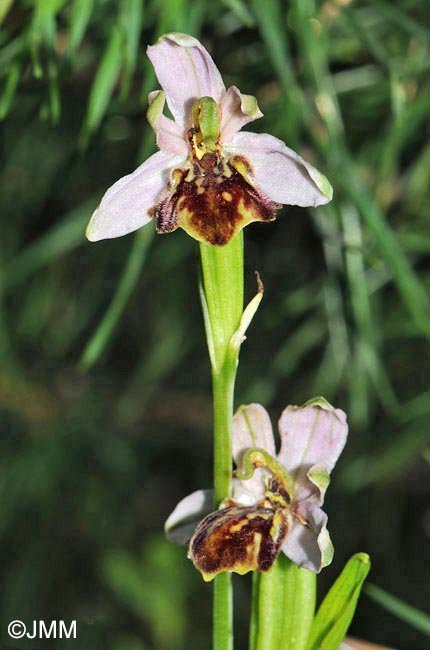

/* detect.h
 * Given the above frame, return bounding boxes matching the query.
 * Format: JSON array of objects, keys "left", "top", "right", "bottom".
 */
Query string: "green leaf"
[
  {"left": 2, "top": 198, "right": 96, "bottom": 291},
  {"left": 307, "top": 553, "right": 370, "bottom": 650},
  {"left": 119, "top": 0, "right": 143, "bottom": 99},
  {"left": 0, "top": 61, "right": 20, "bottom": 119},
  {"left": 79, "top": 226, "right": 154, "bottom": 369},
  {"left": 221, "top": 0, "right": 255, "bottom": 27},
  {"left": 67, "top": 0, "right": 95, "bottom": 57},
  {"left": 0, "top": 0, "right": 14, "bottom": 26},
  {"left": 79, "top": 24, "right": 124, "bottom": 149},
  {"left": 364, "top": 583, "right": 430, "bottom": 635}
]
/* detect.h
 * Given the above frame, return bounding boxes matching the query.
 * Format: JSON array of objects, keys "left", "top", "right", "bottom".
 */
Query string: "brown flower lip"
[
  {"left": 153, "top": 149, "right": 280, "bottom": 247},
  {"left": 188, "top": 500, "right": 290, "bottom": 582}
]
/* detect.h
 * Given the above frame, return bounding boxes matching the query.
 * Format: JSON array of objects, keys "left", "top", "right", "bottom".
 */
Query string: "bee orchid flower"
[
  {"left": 165, "top": 397, "right": 348, "bottom": 581},
  {"left": 86, "top": 32, "right": 333, "bottom": 247}
]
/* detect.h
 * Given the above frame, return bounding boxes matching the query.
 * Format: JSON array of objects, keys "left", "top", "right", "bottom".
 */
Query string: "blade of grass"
[
  {"left": 79, "top": 226, "right": 154, "bottom": 369},
  {"left": 119, "top": 0, "right": 143, "bottom": 99},
  {"left": 2, "top": 198, "right": 97, "bottom": 291},
  {"left": 0, "top": 0, "right": 14, "bottom": 26},
  {"left": 79, "top": 23, "right": 124, "bottom": 150},
  {"left": 341, "top": 418, "right": 430, "bottom": 491},
  {"left": 292, "top": 0, "right": 429, "bottom": 336},
  {"left": 341, "top": 202, "right": 398, "bottom": 415},
  {"left": 67, "top": 0, "right": 95, "bottom": 57},
  {"left": 250, "top": 0, "right": 302, "bottom": 144},
  {"left": 0, "top": 60, "right": 20, "bottom": 119},
  {"left": 221, "top": 0, "right": 255, "bottom": 28},
  {"left": 364, "top": 583, "right": 430, "bottom": 636}
]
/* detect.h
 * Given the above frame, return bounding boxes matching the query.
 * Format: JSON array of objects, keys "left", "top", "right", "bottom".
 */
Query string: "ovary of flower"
[{"left": 86, "top": 33, "right": 333, "bottom": 247}]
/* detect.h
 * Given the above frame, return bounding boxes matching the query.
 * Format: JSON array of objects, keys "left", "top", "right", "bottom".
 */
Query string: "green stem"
[{"left": 199, "top": 232, "right": 244, "bottom": 650}]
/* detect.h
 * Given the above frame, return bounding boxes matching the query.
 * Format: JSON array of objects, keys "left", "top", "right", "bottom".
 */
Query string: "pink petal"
[
  {"left": 164, "top": 489, "right": 213, "bottom": 544},
  {"left": 233, "top": 403, "right": 276, "bottom": 460},
  {"left": 281, "top": 501, "right": 333, "bottom": 572},
  {"left": 277, "top": 398, "right": 348, "bottom": 503},
  {"left": 232, "top": 403, "right": 276, "bottom": 501},
  {"left": 86, "top": 151, "right": 186, "bottom": 241},
  {"left": 219, "top": 86, "right": 263, "bottom": 144},
  {"left": 224, "top": 132, "right": 333, "bottom": 206},
  {"left": 147, "top": 33, "right": 225, "bottom": 127},
  {"left": 147, "top": 91, "right": 188, "bottom": 155}
]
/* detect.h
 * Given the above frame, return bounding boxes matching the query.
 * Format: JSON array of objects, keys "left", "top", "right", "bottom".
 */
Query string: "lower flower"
[{"left": 165, "top": 397, "right": 348, "bottom": 581}]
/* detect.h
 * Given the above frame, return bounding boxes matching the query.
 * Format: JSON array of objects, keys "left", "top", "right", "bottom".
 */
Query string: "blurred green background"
[{"left": 0, "top": 0, "right": 429, "bottom": 648}]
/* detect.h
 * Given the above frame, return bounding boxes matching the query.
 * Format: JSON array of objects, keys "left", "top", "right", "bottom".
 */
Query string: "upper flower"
[
  {"left": 165, "top": 397, "right": 348, "bottom": 580},
  {"left": 86, "top": 33, "right": 333, "bottom": 247}
]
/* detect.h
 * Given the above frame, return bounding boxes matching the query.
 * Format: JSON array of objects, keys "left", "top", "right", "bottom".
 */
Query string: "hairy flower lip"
[
  {"left": 166, "top": 398, "right": 348, "bottom": 577},
  {"left": 86, "top": 32, "right": 333, "bottom": 245}
]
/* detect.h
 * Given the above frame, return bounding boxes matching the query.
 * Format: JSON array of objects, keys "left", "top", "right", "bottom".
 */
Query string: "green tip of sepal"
[
  {"left": 302, "top": 396, "right": 334, "bottom": 410},
  {"left": 319, "top": 528, "right": 334, "bottom": 569},
  {"left": 147, "top": 90, "right": 165, "bottom": 132},
  {"left": 240, "top": 93, "right": 263, "bottom": 119},
  {"left": 85, "top": 218, "right": 96, "bottom": 242},
  {"left": 309, "top": 167, "right": 333, "bottom": 201}
]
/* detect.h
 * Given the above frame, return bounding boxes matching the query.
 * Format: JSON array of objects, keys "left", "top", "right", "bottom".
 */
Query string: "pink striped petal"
[
  {"left": 232, "top": 403, "right": 276, "bottom": 501},
  {"left": 233, "top": 404, "right": 276, "bottom": 460},
  {"left": 277, "top": 398, "right": 348, "bottom": 503},
  {"left": 147, "top": 33, "right": 225, "bottom": 127},
  {"left": 225, "top": 132, "right": 333, "bottom": 206},
  {"left": 86, "top": 151, "right": 185, "bottom": 241}
]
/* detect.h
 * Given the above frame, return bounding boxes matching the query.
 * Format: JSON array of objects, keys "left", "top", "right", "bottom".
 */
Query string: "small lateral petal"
[
  {"left": 220, "top": 86, "right": 263, "bottom": 144},
  {"left": 307, "top": 464, "right": 331, "bottom": 505},
  {"left": 165, "top": 489, "right": 213, "bottom": 544},
  {"left": 86, "top": 151, "right": 186, "bottom": 241},
  {"left": 277, "top": 399, "right": 348, "bottom": 502},
  {"left": 147, "top": 33, "right": 225, "bottom": 127},
  {"left": 147, "top": 91, "right": 188, "bottom": 155},
  {"left": 225, "top": 132, "right": 333, "bottom": 207},
  {"left": 281, "top": 502, "right": 333, "bottom": 572}
]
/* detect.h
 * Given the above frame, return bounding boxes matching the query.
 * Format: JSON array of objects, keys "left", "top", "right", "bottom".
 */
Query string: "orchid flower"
[
  {"left": 165, "top": 397, "right": 348, "bottom": 581},
  {"left": 86, "top": 32, "right": 333, "bottom": 247}
]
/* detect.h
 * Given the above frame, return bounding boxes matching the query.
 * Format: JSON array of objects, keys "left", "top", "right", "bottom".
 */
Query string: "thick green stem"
[
  {"left": 281, "top": 556, "right": 316, "bottom": 650},
  {"left": 255, "top": 564, "right": 285, "bottom": 650},
  {"left": 250, "top": 555, "right": 316, "bottom": 650},
  {"left": 199, "top": 232, "right": 244, "bottom": 650}
]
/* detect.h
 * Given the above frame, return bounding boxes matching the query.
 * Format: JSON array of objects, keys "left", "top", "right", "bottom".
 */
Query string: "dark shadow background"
[{"left": 0, "top": 1, "right": 429, "bottom": 648}]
